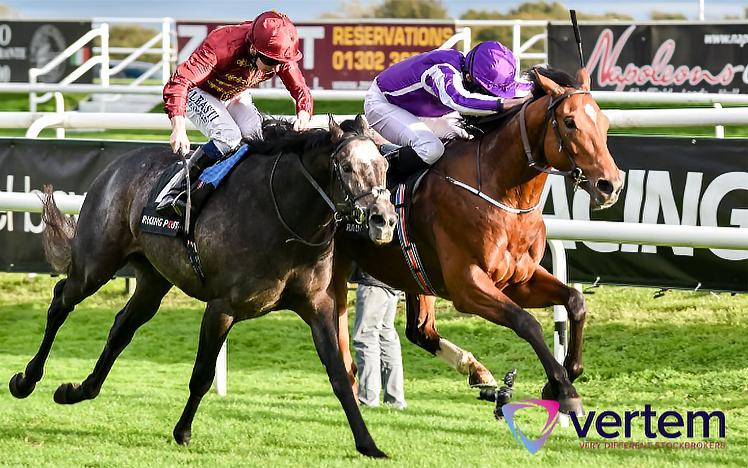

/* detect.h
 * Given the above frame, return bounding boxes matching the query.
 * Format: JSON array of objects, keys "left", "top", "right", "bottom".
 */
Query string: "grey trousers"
[{"left": 352, "top": 284, "right": 406, "bottom": 409}]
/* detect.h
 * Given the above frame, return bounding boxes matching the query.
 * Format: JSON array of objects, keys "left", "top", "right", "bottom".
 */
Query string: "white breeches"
[
  {"left": 364, "top": 81, "right": 470, "bottom": 164},
  {"left": 186, "top": 88, "right": 263, "bottom": 155}
]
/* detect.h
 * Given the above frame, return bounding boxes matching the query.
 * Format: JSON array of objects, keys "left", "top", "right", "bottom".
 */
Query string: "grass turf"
[{"left": 0, "top": 273, "right": 746, "bottom": 466}]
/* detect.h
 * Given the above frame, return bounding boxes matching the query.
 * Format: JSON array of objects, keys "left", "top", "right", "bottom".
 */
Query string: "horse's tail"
[{"left": 41, "top": 185, "right": 77, "bottom": 274}]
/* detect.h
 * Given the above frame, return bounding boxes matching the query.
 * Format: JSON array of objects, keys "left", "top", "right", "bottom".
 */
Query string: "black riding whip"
[{"left": 569, "top": 10, "right": 586, "bottom": 68}]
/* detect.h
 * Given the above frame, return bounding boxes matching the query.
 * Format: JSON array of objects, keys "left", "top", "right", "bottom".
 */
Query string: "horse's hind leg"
[
  {"left": 8, "top": 225, "right": 125, "bottom": 398},
  {"left": 301, "top": 295, "right": 386, "bottom": 458},
  {"left": 503, "top": 266, "right": 586, "bottom": 383},
  {"left": 174, "top": 301, "right": 234, "bottom": 446},
  {"left": 405, "top": 294, "right": 497, "bottom": 388},
  {"left": 9, "top": 255, "right": 124, "bottom": 399},
  {"left": 54, "top": 257, "right": 172, "bottom": 404}
]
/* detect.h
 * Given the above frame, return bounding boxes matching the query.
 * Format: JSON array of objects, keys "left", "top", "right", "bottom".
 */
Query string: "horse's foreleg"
[
  {"left": 449, "top": 266, "right": 581, "bottom": 414},
  {"left": 302, "top": 296, "right": 386, "bottom": 459},
  {"left": 174, "top": 301, "right": 234, "bottom": 446},
  {"left": 54, "top": 262, "right": 172, "bottom": 404},
  {"left": 405, "top": 294, "right": 497, "bottom": 388},
  {"left": 503, "top": 266, "right": 586, "bottom": 382}
]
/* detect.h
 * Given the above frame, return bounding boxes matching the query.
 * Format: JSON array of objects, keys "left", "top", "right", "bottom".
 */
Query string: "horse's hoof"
[
  {"left": 357, "top": 444, "right": 387, "bottom": 458},
  {"left": 541, "top": 382, "right": 554, "bottom": 400},
  {"left": 468, "top": 363, "right": 497, "bottom": 388},
  {"left": 9, "top": 373, "right": 35, "bottom": 399},
  {"left": 174, "top": 427, "right": 191, "bottom": 446},
  {"left": 54, "top": 383, "right": 84, "bottom": 405},
  {"left": 559, "top": 397, "right": 584, "bottom": 416}
]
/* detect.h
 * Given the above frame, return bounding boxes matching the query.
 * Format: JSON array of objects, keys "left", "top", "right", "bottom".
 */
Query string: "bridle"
[
  {"left": 270, "top": 134, "right": 388, "bottom": 247},
  {"left": 444, "top": 87, "right": 592, "bottom": 215},
  {"left": 519, "top": 89, "right": 591, "bottom": 190}
]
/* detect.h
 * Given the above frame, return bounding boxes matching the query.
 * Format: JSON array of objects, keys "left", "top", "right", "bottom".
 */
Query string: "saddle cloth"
[{"left": 140, "top": 163, "right": 185, "bottom": 237}]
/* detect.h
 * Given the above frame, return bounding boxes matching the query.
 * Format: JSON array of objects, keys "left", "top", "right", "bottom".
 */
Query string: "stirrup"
[{"left": 156, "top": 190, "right": 186, "bottom": 216}]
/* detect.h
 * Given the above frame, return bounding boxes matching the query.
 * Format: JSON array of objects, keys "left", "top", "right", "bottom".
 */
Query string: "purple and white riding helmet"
[{"left": 464, "top": 41, "right": 534, "bottom": 98}]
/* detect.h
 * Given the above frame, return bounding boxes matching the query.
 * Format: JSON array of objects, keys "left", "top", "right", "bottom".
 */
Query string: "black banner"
[
  {"left": 0, "top": 20, "right": 92, "bottom": 83},
  {"left": 548, "top": 22, "right": 748, "bottom": 94},
  {"left": 0, "top": 137, "right": 746, "bottom": 291},
  {"left": 0, "top": 139, "right": 165, "bottom": 273}
]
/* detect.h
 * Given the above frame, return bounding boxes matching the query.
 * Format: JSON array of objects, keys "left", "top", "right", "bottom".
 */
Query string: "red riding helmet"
[{"left": 247, "top": 11, "right": 302, "bottom": 62}]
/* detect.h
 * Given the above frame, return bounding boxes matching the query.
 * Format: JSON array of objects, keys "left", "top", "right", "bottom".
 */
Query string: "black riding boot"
[
  {"left": 169, "top": 180, "right": 215, "bottom": 218},
  {"left": 156, "top": 144, "right": 220, "bottom": 216},
  {"left": 385, "top": 145, "right": 431, "bottom": 186}
]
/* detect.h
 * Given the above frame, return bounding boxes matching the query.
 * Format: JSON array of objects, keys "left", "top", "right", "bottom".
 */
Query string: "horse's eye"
[
  {"left": 341, "top": 162, "right": 353, "bottom": 173},
  {"left": 564, "top": 117, "right": 577, "bottom": 130}
]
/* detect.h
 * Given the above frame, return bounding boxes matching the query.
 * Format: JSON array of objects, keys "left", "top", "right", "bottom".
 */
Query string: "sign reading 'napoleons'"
[{"left": 548, "top": 22, "right": 748, "bottom": 94}]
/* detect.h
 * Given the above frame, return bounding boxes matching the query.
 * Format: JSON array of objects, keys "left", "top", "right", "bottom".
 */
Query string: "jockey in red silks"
[
  {"left": 157, "top": 10, "right": 313, "bottom": 216},
  {"left": 365, "top": 41, "right": 534, "bottom": 182}
]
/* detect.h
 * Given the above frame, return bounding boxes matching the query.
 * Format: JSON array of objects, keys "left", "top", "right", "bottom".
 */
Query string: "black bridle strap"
[
  {"left": 269, "top": 135, "right": 386, "bottom": 247},
  {"left": 519, "top": 90, "right": 590, "bottom": 185},
  {"left": 270, "top": 151, "right": 337, "bottom": 247}
]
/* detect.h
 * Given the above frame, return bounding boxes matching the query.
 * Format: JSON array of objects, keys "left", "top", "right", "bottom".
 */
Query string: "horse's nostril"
[
  {"left": 596, "top": 179, "right": 614, "bottom": 196},
  {"left": 370, "top": 214, "right": 385, "bottom": 227}
]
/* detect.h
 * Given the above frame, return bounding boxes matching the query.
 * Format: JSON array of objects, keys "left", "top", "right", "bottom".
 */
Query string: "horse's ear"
[
  {"left": 328, "top": 114, "right": 344, "bottom": 142},
  {"left": 577, "top": 67, "right": 591, "bottom": 91},
  {"left": 354, "top": 114, "right": 370, "bottom": 134},
  {"left": 535, "top": 72, "right": 564, "bottom": 97}
]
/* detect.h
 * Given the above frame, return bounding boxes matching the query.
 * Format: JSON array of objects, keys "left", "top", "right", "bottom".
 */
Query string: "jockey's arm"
[
  {"left": 426, "top": 64, "right": 500, "bottom": 116},
  {"left": 163, "top": 43, "right": 220, "bottom": 153},
  {"left": 278, "top": 61, "right": 314, "bottom": 130}
]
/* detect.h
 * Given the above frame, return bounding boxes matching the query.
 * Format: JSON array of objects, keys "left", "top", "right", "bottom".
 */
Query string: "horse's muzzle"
[
  {"left": 367, "top": 195, "right": 397, "bottom": 245},
  {"left": 588, "top": 172, "right": 623, "bottom": 210}
]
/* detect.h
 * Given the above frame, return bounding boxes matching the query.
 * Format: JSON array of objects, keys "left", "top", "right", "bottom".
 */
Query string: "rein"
[
  {"left": 446, "top": 89, "right": 590, "bottom": 215},
  {"left": 269, "top": 135, "right": 382, "bottom": 247}
]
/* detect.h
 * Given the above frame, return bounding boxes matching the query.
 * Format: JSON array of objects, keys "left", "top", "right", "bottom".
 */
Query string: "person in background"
[
  {"left": 350, "top": 265, "right": 407, "bottom": 410},
  {"left": 157, "top": 10, "right": 312, "bottom": 216},
  {"left": 365, "top": 40, "right": 533, "bottom": 182}
]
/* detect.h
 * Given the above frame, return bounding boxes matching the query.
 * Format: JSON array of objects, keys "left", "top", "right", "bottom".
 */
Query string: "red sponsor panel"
[{"left": 176, "top": 21, "right": 456, "bottom": 90}]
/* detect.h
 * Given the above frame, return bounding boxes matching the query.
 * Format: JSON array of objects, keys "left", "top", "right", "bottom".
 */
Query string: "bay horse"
[
  {"left": 334, "top": 67, "right": 623, "bottom": 414},
  {"left": 9, "top": 115, "right": 396, "bottom": 458}
]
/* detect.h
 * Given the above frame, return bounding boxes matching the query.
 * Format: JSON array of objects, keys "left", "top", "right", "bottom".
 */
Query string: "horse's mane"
[
  {"left": 242, "top": 118, "right": 334, "bottom": 156},
  {"left": 462, "top": 67, "right": 580, "bottom": 137}
]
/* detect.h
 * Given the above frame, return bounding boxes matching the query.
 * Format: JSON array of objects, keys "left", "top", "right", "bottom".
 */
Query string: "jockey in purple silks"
[{"left": 365, "top": 41, "right": 534, "bottom": 182}]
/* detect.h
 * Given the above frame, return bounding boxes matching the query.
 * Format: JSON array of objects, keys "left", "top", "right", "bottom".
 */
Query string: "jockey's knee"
[
  {"left": 212, "top": 129, "right": 242, "bottom": 156},
  {"left": 413, "top": 139, "right": 444, "bottom": 165}
]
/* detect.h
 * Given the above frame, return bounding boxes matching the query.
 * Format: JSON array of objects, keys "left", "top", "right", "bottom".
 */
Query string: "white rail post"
[
  {"left": 512, "top": 22, "right": 521, "bottom": 58},
  {"left": 461, "top": 27, "right": 471, "bottom": 54},
  {"left": 548, "top": 239, "right": 569, "bottom": 428},
  {"left": 714, "top": 103, "right": 725, "bottom": 138},
  {"left": 100, "top": 23, "right": 109, "bottom": 87},
  {"left": 215, "top": 341, "right": 227, "bottom": 396},
  {"left": 53, "top": 92, "right": 65, "bottom": 139},
  {"left": 161, "top": 18, "right": 172, "bottom": 84}
]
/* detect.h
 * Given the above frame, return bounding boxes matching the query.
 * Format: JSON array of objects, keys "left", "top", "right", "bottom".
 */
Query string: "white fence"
[{"left": 2, "top": 107, "right": 748, "bottom": 139}]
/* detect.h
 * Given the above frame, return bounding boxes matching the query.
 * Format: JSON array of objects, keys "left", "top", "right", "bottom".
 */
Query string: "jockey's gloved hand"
[
  {"left": 170, "top": 115, "right": 191, "bottom": 155},
  {"left": 293, "top": 110, "right": 311, "bottom": 131},
  {"left": 498, "top": 94, "right": 532, "bottom": 112}
]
